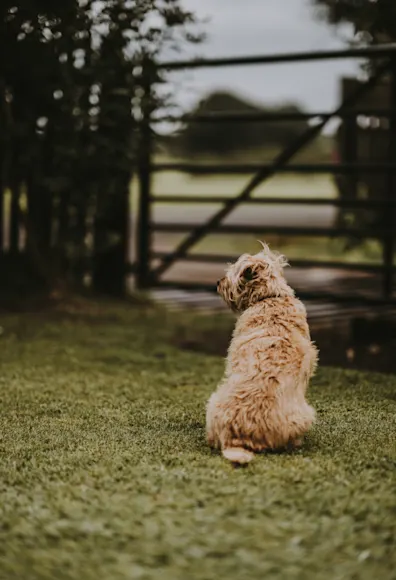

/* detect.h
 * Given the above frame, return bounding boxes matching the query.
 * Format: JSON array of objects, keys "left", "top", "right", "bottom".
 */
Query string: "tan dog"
[{"left": 206, "top": 243, "right": 318, "bottom": 465}]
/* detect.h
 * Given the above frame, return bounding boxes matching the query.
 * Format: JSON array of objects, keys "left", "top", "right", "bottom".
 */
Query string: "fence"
[
  {"left": 0, "top": 168, "right": 129, "bottom": 298},
  {"left": 135, "top": 44, "right": 396, "bottom": 304}
]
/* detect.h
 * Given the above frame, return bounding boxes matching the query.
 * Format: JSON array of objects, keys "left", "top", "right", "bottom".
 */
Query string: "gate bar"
[
  {"left": 152, "top": 109, "right": 392, "bottom": 124},
  {"left": 157, "top": 44, "right": 396, "bottom": 71},
  {"left": 152, "top": 163, "right": 396, "bottom": 175},
  {"left": 383, "top": 57, "right": 396, "bottom": 298}
]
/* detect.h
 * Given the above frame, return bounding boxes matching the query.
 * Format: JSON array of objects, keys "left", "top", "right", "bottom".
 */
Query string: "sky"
[{"left": 163, "top": 0, "right": 360, "bottom": 117}]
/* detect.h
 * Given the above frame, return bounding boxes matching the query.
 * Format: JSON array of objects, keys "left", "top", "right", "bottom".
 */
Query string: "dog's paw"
[
  {"left": 288, "top": 438, "right": 303, "bottom": 450},
  {"left": 222, "top": 447, "right": 254, "bottom": 465}
]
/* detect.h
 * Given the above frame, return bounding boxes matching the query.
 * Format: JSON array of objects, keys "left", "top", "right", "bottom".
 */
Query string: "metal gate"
[{"left": 134, "top": 44, "right": 396, "bottom": 303}]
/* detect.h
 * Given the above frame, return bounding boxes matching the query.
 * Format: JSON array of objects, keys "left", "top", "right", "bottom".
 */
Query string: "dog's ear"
[{"left": 242, "top": 266, "right": 256, "bottom": 282}]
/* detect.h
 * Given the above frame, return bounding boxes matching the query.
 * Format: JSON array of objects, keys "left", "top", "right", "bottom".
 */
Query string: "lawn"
[{"left": 0, "top": 300, "right": 395, "bottom": 580}]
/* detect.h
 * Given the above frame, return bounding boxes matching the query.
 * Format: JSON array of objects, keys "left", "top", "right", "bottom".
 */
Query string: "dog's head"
[{"left": 217, "top": 242, "right": 293, "bottom": 312}]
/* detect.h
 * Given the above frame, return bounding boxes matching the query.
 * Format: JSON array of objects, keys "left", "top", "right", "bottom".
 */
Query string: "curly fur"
[{"left": 206, "top": 242, "right": 318, "bottom": 465}]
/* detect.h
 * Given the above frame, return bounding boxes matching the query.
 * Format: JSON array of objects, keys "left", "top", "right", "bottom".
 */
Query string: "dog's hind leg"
[
  {"left": 287, "top": 437, "right": 303, "bottom": 450},
  {"left": 206, "top": 392, "right": 221, "bottom": 449}
]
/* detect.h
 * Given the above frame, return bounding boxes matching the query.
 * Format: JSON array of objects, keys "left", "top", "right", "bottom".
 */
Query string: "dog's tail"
[{"left": 222, "top": 447, "right": 254, "bottom": 465}]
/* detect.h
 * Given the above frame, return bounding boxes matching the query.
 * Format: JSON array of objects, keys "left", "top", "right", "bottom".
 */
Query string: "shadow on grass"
[{"left": 172, "top": 314, "right": 396, "bottom": 374}]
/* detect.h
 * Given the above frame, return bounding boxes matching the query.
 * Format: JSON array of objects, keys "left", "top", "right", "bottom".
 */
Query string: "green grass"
[{"left": 0, "top": 301, "right": 395, "bottom": 580}]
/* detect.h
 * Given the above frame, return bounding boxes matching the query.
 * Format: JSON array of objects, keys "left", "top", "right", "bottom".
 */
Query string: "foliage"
[{"left": 0, "top": 0, "right": 201, "bottom": 291}]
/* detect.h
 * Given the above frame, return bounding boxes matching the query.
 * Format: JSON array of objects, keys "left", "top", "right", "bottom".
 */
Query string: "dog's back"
[{"left": 206, "top": 297, "right": 317, "bottom": 464}]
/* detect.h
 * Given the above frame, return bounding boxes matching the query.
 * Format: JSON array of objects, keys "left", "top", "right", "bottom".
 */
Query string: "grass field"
[{"left": 1, "top": 301, "right": 395, "bottom": 580}]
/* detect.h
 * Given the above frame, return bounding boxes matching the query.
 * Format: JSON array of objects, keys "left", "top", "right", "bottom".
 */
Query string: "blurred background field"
[
  {"left": 2, "top": 0, "right": 396, "bottom": 335},
  {"left": 129, "top": 166, "right": 383, "bottom": 279}
]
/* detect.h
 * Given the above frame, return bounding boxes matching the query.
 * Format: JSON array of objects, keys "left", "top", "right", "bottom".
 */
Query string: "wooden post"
[
  {"left": 0, "top": 83, "right": 6, "bottom": 255},
  {"left": 383, "top": 59, "right": 396, "bottom": 299},
  {"left": 9, "top": 179, "right": 19, "bottom": 253},
  {"left": 0, "top": 159, "right": 3, "bottom": 253},
  {"left": 344, "top": 116, "right": 358, "bottom": 199},
  {"left": 136, "top": 59, "right": 153, "bottom": 289}
]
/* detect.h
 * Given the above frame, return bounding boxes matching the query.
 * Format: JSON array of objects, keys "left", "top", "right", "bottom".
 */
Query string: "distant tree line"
[{"left": 167, "top": 91, "right": 309, "bottom": 157}]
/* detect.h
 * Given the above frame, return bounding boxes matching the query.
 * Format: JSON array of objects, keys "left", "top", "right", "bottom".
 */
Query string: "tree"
[
  {"left": 0, "top": 0, "right": 202, "bottom": 297},
  {"left": 312, "top": 0, "right": 396, "bottom": 45}
]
